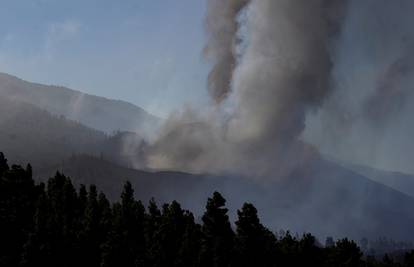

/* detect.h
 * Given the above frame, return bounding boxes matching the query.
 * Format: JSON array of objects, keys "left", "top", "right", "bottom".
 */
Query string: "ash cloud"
[
  {"left": 363, "top": 48, "right": 414, "bottom": 128},
  {"left": 303, "top": 0, "right": 414, "bottom": 174},
  {"left": 145, "top": 0, "right": 350, "bottom": 178}
]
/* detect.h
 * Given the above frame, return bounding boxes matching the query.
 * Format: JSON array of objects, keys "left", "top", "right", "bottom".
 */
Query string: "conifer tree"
[
  {"left": 151, "top": 201, "right": 188, "bottom": 266},
  {"left": 326, "top": 238, "right": 363, "bottom": 267},
  {"left": 0, "top": 164, "right": 36, "bottom": 266},
  {"left": 145, "top": 198, "right": 162, "bottom": 266},
  {"left": 0, "top": 153, "right": 412, "bottom": 267},
  {"left": 46, "top": 173, "right": 79, "bottom": 267},
  {"left": 101, "top": 181, "right": 146, "bottom": 267},
  {"left": 20, "top": 184, "right": 52, "bottom": 267},
  {"left": 176, "top": 211, "right": 202, "bottom": 267},
  {"left": 200, "top": 192, "right": 235, "bottom": 267},
  {"left": 0, "top": 152, "right": 8, "bottom": 175},
  {"left": 78, "top": 185, "right": 101, "bottom": 267},
  {"left": 235, "top": 203, "right": 277, "bottom": 267},
  {"left": 298, "top": 233, "right": 323, "bottom": 267}
]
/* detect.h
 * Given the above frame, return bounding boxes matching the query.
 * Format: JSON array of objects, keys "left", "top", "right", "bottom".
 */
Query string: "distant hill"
[
  {"left": 37, "top": 154, "right": 414, "bottom": 242},
  {"left": 0, "top": 96, "right": 146, "bottom": 171},
  {"left": 344, "top": 163, "right": 414, "bottom": 198},
  {"left": 0, "top": 72, "right": 160, "bottom": 136},
  {"left": 0, "top": 97, "right": 107, "bottom": 170}
]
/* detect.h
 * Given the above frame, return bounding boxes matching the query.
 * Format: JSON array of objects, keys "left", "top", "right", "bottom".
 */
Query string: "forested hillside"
[
  {"left": 33, "top": 153, "right": 414, "bottom": 244},
  {"left": 0, "top": 97, "right": 147, "bottom": 171},
  {"left": 0, "top": 72, "right": 160, "bottom": 136},
  {"left": 0, "top": 97, "right": 107, "bottom": 169},
  {"left": 1, "top": 152, "right": 413, "bottom": 267}
]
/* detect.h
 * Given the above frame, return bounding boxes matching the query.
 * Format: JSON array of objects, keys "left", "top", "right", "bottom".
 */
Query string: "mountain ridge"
[
  {"left": 36, "top": 153, "right": 414, "bottom": 242},
  {"left": 0, "top": 96, "right": 146, "bottom": 171},
  {"left": 0, "top": 72, "right": 161, "bottom": 136},
  {"left": 332, "top": 158, "right": 414, "bottom": 198}
]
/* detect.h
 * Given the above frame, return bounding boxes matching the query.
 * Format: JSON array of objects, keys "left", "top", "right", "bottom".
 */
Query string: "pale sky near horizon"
[{"left": 0, "top": 0, "right": 210, "bottom": 117}]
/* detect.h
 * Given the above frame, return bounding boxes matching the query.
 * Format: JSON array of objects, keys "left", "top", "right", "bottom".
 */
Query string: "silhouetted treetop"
[{"left": 0, "top": 153, "right": 411, "bottom": 267}]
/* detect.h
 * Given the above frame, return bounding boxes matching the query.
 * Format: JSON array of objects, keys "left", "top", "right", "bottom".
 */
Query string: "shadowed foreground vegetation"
[{"left": 1, "top": 152, "right": 413, "bottom": 267}]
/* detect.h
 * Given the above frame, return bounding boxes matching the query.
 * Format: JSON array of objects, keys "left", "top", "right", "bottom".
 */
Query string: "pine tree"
[
  {"left": 78, "top": 185, "right": 101, "bottom": 267},
  {"left": 200, "top": 192, "right": 235, "bottom": 267},
  {"left": 405, "top": 251, "right": 414, "bottom": 267},
  {"left": 101, "top": 181, "right": 146, "bottom": 267},
  {"left": 146, "top": 198, "right": 161, "bottom": 241},
  {"left": 20, "top": 184, "right": 53, "bottom": 267},
  {"left": 326, "top": 238, "right": 363, "bottom": 267},
  {"left": 0, "top": 164, "right": 36, "bottom": 266},
  {"left": 78, "top": 184, "right": 88, "bottom": 216},
  {"left": 235, "top": 203, "right": 277, "bottom": 267},
  {"left": 151, "top": 201, "right": 188, "bottom": 267},
  {"left": 298, "top": 233, "right": 323, "bottom": 267},
  {"left": 0, "top": 152, "right": 412, "bottom": 267},
  {"left": 278, "top": 231, "right": 299, "bottom": 266},
  {"left": 0, "top": 152, "right": 9, "bottom": 175},
  {"left": 97, "top": 191, "right": 112, "bottom": 239},
  {"left": 46, "top": 173, "right": 79, "bottom": 267},
  {"left": 176, "top": 211, "right": 202, "bottom": 267},
  {"left": 145, "top": 199, "right": 162, "bottom": 266}
]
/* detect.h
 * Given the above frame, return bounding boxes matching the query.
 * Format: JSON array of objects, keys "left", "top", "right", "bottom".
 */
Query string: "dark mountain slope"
[
  {"left": 0, "top": 96, "right": 149, "bottom": 171},
  {"left": 37, "top": 154, "right": 414, "bottom": 242},
  {"left": 0, "top": 72, "right": 160, "bottom": 136},
  {"left": 0, "top": 97, "right": 107, "bottom": 170},
  {"left": 344, "top": 163, "right": 414, "bottom": 198}
]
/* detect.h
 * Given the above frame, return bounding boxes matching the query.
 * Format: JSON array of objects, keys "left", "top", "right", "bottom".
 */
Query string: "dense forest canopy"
[{"left": 1, "top": 152, "right": 413, "bottom": 267}]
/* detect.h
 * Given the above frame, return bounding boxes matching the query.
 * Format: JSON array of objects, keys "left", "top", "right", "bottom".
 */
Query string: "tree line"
[{"left": 0, "top": 152, "right": 413, "bottom": 267}]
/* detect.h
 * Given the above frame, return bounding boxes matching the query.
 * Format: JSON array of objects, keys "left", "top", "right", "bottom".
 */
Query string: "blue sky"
[{"left": 0, "top": 0, "right": 210, "bottom": 117}]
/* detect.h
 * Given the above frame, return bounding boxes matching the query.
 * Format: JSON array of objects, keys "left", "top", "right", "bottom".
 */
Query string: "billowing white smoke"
[{"left": 145, "top": 0, "right": 349, "bottom": 178}]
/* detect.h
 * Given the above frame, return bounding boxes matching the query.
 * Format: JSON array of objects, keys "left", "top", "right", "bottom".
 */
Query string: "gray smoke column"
[
  {"left": 204, "top": 0, "right": 250, "bottom": 103},
  {"left": 146, "top": 0, "right": 349, "bottom": 177},
  {"left": 228, "top": 0, "right": 347, "bottom": 146}
]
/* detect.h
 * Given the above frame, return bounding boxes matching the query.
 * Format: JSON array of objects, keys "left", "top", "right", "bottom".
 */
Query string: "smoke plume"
[
  {"left": 363, "top": 48, "right": 414, "bottom": 128},
  {"left": 146, "top": 0, "right": 349, "bottom": 178},
  {"left": 204, "top": 0, "right": 250, "bottom": 103},
  {"left": 303, "top": 0, "right": 414, "bottom": 173}
]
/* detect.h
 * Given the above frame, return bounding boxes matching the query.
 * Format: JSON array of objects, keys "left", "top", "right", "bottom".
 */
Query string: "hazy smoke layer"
[
  {"left": 363, "top": 50, "right": 414, "bottom": 128},
  {"left": 304, "top": 0, "right": 414, "bottom": 173},
  {"left": 146, "top": 0, "right": 349, "bottom": 178},
  {"left": 204, "top": 0, "right": 250, "bottom": 102}
]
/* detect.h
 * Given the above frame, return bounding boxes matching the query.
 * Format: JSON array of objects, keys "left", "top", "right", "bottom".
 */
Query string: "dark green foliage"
[
  {"left": 200, "top": 191, "right": 235, "bottom": 267},
  {"left": 0, "top": 153, "right": 412, "bottom": 267},
  {"left": 148, "top": 201, "right": 189, "bottom": 266},
  {"left": 0, "top": 152, "right": 9, "bottom": 175},
  {"left": 176, "top": 211, "right": 203, "bottom": 267},
  {"left": 325, "top": 238, "right": 364, "bottom": 267},
  {"left": 234, "top": 203, "right": 277, "bottom": 267},
  {"left": 101, "top": 181, "right": 146, "bottom": 267},
  {"left": 405, "top": 251, "right": 414, "bottom": 267},
  {"left": 78, "top": 185, "right": 102, "bottom": 267},
  {"left": 0, "top": 162, "right": 37, "bottom": 267}
]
